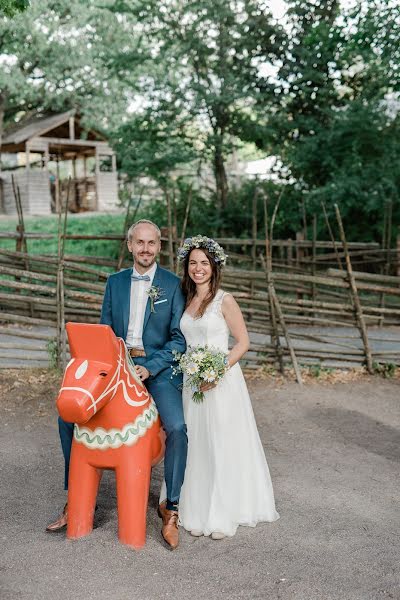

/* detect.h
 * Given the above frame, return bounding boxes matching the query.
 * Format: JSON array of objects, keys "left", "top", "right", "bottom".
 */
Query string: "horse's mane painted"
[{"left": 96, "top": 338, "right": 149, "bottom": 411}]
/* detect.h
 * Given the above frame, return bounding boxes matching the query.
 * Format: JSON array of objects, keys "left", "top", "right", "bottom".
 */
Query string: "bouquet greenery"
[{"left": 172, "top": 346, "right": 229, "bottom": 403}]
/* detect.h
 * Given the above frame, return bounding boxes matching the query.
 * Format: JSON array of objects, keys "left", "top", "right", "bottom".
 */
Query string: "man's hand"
[{"left": 135, "top": 365, "right": 150, "bottom": 381}]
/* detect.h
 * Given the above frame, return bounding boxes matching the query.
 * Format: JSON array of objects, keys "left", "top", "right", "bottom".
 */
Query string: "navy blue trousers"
[{"left": 58, "top": 373, "right": 187, "bottom": 504}]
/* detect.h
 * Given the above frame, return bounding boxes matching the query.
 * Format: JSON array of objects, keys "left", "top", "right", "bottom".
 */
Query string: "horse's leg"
[
  {"left": 67, "top": 447, "right": 101, "bottom": 540},
  {"left": 115, "top": 454, "right": 151, "bottom": 549}
]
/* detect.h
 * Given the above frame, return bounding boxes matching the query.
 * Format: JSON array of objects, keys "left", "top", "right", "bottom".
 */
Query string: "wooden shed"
[{"left": 0, "top": 110, "right": 118, "bottom": 215}]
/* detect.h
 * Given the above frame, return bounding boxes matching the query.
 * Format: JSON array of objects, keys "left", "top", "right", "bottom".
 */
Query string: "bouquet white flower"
[{"left": 172, "top": 345, "right": 229, "bottom": 403}]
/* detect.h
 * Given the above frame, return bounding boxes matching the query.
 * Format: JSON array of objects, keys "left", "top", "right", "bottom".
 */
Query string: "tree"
[
  {"left": 260, "top": 0, "right": 400, "bottom": 241},
  {"left": 319, "top": 0, "right": 400, "bottom": 240},
  {"left": 110, "top": 0, "right": 286, "bottom": 207},
  {"left": 113, "top": 102, "right": 198, "bottom": 188},
  {"left": 259, "top": 0, "right": 342, "bottom": 189},
  {"left": 0, "top": 0, "right": 131, "bottom": 160},
  {"left": 0, "top": 0, "right": 29, "bottom": 17}
]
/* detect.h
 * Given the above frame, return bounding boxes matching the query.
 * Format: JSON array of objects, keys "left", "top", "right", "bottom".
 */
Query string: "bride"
[{"left": 161, "top": 235, "right": 279, "bottom": 539}]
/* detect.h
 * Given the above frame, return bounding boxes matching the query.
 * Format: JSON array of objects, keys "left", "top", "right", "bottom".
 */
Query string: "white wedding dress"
[{"left": 161, "top": 290, "right": 279, "bottom": 537}]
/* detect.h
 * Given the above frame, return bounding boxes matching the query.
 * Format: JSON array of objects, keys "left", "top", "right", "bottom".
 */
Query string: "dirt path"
[{"left": 0, "top": 370, "right": 399, "bottom": 600}]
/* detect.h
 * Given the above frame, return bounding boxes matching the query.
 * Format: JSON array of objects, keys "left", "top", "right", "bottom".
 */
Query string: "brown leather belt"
[{"left": 129, "top": 348, "right": 146, "bottom": 358}]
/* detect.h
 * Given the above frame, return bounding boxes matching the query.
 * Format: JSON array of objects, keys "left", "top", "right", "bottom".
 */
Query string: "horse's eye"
[{"left": 99, "top": 372, "right": 108, "bottom": 377}]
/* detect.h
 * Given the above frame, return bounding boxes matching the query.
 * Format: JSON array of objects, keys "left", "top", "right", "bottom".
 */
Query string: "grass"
[{"left": 0, "top": 213, "right": 126, "bottom": 259}]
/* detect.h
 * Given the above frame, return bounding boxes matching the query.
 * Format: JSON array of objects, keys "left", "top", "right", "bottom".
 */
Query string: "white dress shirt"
[{"left": 125, "top": 262, "right": 157, "bottom": 349}]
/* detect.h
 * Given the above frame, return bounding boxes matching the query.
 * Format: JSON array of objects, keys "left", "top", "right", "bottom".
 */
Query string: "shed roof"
[
  {"left": 2, "top": 110, "right": 75, "bottom": 146},
  {"left": 1, "top": 110, "right": 107, "bottom": 153}
]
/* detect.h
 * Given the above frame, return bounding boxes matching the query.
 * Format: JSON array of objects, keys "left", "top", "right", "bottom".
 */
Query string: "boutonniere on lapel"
[{"left": 147, "top": 285, "right": 165, "bottom": 312}]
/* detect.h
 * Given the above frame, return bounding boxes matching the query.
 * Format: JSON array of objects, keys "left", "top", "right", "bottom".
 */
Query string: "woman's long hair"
[{"left": 181, "top": 247, "right": 222, "bottom": 318}]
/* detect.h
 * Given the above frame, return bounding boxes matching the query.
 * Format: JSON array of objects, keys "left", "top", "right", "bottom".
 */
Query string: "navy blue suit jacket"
[{"left": 100, "top": 265, "right": 186, "bottom": 386}]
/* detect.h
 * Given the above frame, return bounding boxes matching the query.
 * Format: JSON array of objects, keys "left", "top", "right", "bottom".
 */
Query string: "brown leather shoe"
[
  {"left": 46, "top": 503, "right": 68, "bottom": 532},
  {"left": 158, "top": 500, "right": 167, "bottom": 520},
  {"left": 161, "top": 509, "right": 179, "bottom": 550}
]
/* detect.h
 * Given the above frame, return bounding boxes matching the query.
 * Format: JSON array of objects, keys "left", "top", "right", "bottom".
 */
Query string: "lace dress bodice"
[{"left": 180, "top": 290, "right": 229, "bottom": 352}]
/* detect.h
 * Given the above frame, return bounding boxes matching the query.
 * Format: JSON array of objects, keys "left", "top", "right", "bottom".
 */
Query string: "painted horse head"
[{"left": 57, "top": 323, "right": 149, "bottom": 425}]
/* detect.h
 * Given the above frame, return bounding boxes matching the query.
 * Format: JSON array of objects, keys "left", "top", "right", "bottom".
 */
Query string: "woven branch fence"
[
  {"left": 0, "top": 239, "right": 399, "bottom": 378},
  {"left": 1, "top": 180, "right": 399, "bottom": 378}
]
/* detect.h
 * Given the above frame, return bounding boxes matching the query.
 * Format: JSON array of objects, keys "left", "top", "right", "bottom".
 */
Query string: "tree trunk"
[
  {"left": 0, "top": 92, "right": 6, "bottom": 214},
  {"left": 0, "top": 92, "right": 6, "bottom": 170},
  {"left": 213, "top": 142, "right": 228, "bottom": 209}
]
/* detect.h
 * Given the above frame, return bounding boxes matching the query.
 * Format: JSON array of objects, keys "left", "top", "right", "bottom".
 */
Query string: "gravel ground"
[{"left": 0, "top": 370, "right": 399, "bottom": 600}]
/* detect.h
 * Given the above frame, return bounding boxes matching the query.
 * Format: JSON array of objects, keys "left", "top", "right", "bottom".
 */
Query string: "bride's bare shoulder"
[{"left": 221, "top": 291, "right": 238, "bottom": 310}]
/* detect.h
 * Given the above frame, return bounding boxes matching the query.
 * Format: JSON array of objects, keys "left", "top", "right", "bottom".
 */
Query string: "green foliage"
[
  {"left": 109, "top": 0, "right": 286, "bottom": 206},
  {"left": 110, "top": 0, "right": 399, "bottom": 242},
  {"left": 0, "top": 0, "right": 29, "bottom": 17},
  {"left": 0, "top": 0, "right": 130, "bottom": 146},
  {"left": 114, "top": 111, "right": 198, "bottom": 186},
  {"left": 123, "top": 179, "right": 266, "bottom": 240},
  {"left": 307, "top": 364, "right": 334, "bottom": 379},
  {"left": 0, "top": 0, "right": 398, "bottom": 245},
  {"left": 372, "top": 362, "right": 396, "bottom": 378},
  {"left": 259, "top": 0, "right": 400, "bottom": 243},
  {"left": 46, "top": 338, "right": 59, "bottom": 371},
  {"left": 0, "top": 214, "right": 125, "bottom": 262},
  {"left": 0, "top": 0, "right": 28, "bottom": 16}
]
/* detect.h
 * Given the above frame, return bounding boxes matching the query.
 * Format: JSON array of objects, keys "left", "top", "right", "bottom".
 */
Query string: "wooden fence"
[
  {"left": 1, "top": 241, "right": 399, "bottom": 376},
  {"left": 1, "top": 180, "right": 399, "bottom": 376}
]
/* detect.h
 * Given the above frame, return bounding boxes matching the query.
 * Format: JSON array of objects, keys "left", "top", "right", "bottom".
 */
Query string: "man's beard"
[{"left": 135, "top": 254, "right": 156, "bottom": 268}]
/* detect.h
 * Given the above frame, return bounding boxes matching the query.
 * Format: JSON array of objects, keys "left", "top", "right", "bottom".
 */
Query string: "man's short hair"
[{"left": 127, "top": 219, "right": 161, "bottom": 241}]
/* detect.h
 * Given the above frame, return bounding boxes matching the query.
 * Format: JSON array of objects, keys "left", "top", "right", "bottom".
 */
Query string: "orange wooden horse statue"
[{"left": 56, "top": 322, "right": 164, "bottom": 549}]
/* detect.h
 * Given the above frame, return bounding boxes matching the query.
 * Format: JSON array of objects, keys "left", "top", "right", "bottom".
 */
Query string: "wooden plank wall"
[
  {"left": 28, "top": 171, "right": 52, "bottom": 215},
  {"left": 97, "top": 171, "right": 119, "bottom": 211},
  {"left": 0, "top": 171, "right": 29, "bottom": 215},
  {"left": 0, "top": 170, "right": 51, "bottom": 215}
]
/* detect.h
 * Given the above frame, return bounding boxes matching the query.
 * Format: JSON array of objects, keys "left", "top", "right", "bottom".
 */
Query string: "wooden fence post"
[
  {"left": 311, "top": 215, "right": 317, "bottom": 308},
  {"left": 384, "top": 200, "right": 393, "bottom": 276},
  {"left": 270, "top": 283, "right": 303, "bottom": 385},
  {"left": 56, "top": 178, "right": 70, "bottom": 370},
  {"left": 321, "top": 202, "right": 343, "bottom": 271},
  {"left": 296, "top": 232, "right": 304, "bottom": 306},
  {"left": 11, "top": 175, "right": 28, "bottom": 257},
  {"left": 397, "top": 231, "right": 400, "bottom": 278},
  {"left": 116, "top": 191, "right": 142, "bottom": 271},
  {"left": 379, "top": 200, "right": 393, "bottom": 326},
  {"left": 287, "top": 238, "right": 293, "bottom": 268},
  {"left": 334, "top": 204, "right": 373, "bottom": 374},
  {"left": 176, "top": 185, "right": 193, "bottom": 274},
  {"left": 11, "top": 175, "right": 33, "bottom": 317},
  {"left": 249, "top": 186, "right": 258, "bottom": 316},
  {"left": 301, "top": 196, "right": 308, "bottom": 247},
  {"left": 263, "top": 195, "right": 285, "bottom": 376},
  {"left": 179, "top": 185, "right": 192, "bottom": 248},
  {"left": 261, "top": 253, "right": 285, "bottom": 375},
  {"left": 165, "top": 188, "right": 175, "bottom": 272}
]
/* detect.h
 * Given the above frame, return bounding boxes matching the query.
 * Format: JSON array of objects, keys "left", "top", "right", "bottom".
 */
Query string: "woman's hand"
[
  {"left": 199, "top": 381, "right": 217, "bottom": 392},
  {"left": 222, "top": 294, "right": 250, "bottom": 367}
]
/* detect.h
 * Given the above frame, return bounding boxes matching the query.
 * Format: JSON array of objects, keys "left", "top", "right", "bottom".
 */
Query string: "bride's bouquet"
[{"left": 172, "top": 346, "right": 229, "bottom": 403}]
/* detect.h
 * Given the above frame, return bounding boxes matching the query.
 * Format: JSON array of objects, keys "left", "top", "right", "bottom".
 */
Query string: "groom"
[{"left": 47, "top": 219, "right": 188, "bottom": 549}]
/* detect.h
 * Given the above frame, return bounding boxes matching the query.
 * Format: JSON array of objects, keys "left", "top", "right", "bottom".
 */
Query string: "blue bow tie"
[{"left": 131, "top": 274, "right": 151, "bottom": 282}]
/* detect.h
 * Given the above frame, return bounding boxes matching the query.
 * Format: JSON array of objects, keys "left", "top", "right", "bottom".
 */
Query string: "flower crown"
[{"left": 177, "top": 235, "right": 228, "bottom": 266}]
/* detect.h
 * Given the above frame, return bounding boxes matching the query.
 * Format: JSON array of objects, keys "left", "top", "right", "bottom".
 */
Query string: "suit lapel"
[
  {"left": 122, "top": 268, "right": 133, "bottom": 339},
  {"left": 143, "top": 265, "right": 162, "bottom": 332}
]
